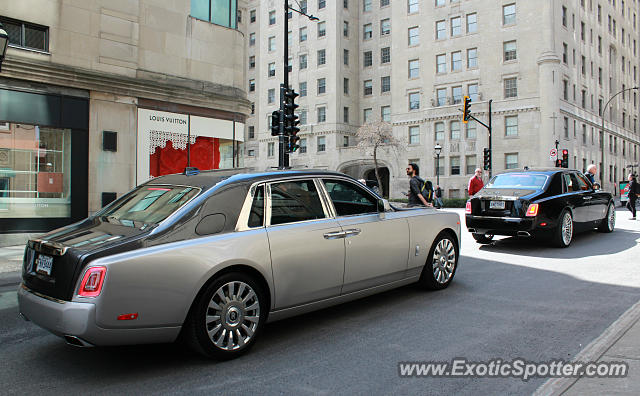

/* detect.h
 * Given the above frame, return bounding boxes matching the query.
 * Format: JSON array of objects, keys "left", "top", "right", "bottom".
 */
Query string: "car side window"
[
  {"left": 248, "top": 185, "right": 265, "bottom": 228},
  {"left": 269, "top": 180, "right": 326, "bottom": 225},
  {"left": 573, "top": 173, "right": 591, "bottom": 191},
  {"left": 323, "top": 179, "right": 378, "bottom": 216},
  {"left": 563, "top": 173, "right": 578, "bottom": 192},
  {"left": 548, "top": 173, "right": 563, "bottom": 195}
]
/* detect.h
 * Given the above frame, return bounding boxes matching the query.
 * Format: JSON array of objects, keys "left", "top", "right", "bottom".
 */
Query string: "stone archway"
[{"left": 364, "top": 167, "right": 389, "bottom": 197}]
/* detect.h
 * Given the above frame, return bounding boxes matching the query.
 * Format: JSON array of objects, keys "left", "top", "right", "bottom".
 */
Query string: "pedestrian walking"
[
  {"left": 434, "top": 185, "right": 444, "bottom": 208},
  {"left": 468, "top": 168, "right": 484, "bottom": 197},
  {"left": 626, "top": 173, "right": 638, "bottom": 220},
  {"left": 406, "top": 163, "right": 432, "bottom": 207},
  {"left": 585, "top": 164, "right": 598, "bottom": 186}
]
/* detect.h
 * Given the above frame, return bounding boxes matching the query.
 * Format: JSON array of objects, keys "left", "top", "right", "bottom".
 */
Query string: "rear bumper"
[
  {"left": 17, "top": 284, "right": 181, "bottom": 346},
  {"left": 465, "top": 215, "right": 537, "bottom": 236}
]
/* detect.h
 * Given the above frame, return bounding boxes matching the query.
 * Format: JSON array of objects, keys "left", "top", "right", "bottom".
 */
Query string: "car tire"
[
  {"left": 597, "top": 202, "right": 615, "bottom": 233},
  {"left": 184, "top": 272, "right": 268, "bottom": 360},
  {"left": 553, "top": 209, "right": 574, "bottom": 248},
  {"left": 472, "top": 233, "right": 494, "bottom": 244},
  {"left": 419, "top": 231, "right": 459, "bottom": 290}
]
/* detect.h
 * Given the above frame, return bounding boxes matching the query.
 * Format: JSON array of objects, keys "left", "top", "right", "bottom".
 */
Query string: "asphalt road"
[{"left": 1, "top": 208, "right": 639, "bottom": 395}]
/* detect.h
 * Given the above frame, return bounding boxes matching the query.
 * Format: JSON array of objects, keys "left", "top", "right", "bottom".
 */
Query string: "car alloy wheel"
[
  {"left": 420, "top": 231, "right": 458, "bottom": 290},
  {"left": 206, "top": 281, "right": 261, "bottom": 351},
  {"left": 607, "top": 203, "right": 615, "bottom": 230},
  {"left": 561, "top": 212, "right": 573, "bottom": 246}
]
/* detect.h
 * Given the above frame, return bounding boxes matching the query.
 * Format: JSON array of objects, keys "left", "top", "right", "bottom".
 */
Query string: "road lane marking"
[{"left": 0, "top": 291, "right": 18, "bottom": 310}]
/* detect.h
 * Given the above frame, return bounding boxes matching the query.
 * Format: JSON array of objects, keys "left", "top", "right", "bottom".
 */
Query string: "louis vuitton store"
[{"left": 0, "top": 87, "right": 89, "bottom": 234}]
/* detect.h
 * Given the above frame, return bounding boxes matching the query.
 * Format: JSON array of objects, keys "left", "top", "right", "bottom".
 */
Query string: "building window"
[
  {"left": 318, "top": 78, "right": 326, "bottom": 94},
  {"left": 435, "top": 0, "right": 445, "bottom": 5},
  {"left": 317, "top": 107, "right": 326, "bottom": 123},
  {"left": 503, "top": 3, "right": 516, "bottom": 25},
  {"left": 363, "top": 23, "right": 373, "bottom": 39},
  {"left": 268, "top": 88, "right": 275, "bottom": 104},
  {"left": 343, "top": 49, "right": 349, "bottom": 65},
  {"left": 191, "top": 0, "right": 239, "bottom": 29},
  {"left": 467, "top": 48, "right": 478, "bottom": 68},
  {"left": 408, "top": 59, "right": 419, "bottom": 78},
  {"left": 436, "top": 88, "right": 447, "bottom": 106},
  {"left": 363, "top": 0, "right": 372, "bottom": 12},
  {"left": 248, "top": 126, "right": 255, "bottom": 139},
  {"left": 299, "top": 0, "right": 308, "bottom": 13},
  {"left": 269, "top": 10, "right": 276, "bottom": 25},
  {"left": 318, "top": 21, "right": 326, "bottom": 37},
  {"left": 249, "top": 33, "right": 255, "bottom": 46},
  {"left": 344, "top": 107, "right": 349, "bottom": 123},
  {"left": 562, "top": 43, "right": 568, "bottom": 63},
  {"left": 300, "top": 109, "right": 307, "bottom": 125},
  {"left": 249, "top": 79, "right": 255, "bottom": 91},
  {"left": 381, "top": 106, "right": 391, "bottom": 122},
  {"left": 300, "top": 138, "right": 307, "bottom": 153},
  {"left": 268, "top": 63, "right": 276, "bottom": 77},
  {"left": 468, "top": 83, "right": 479, "bottom": 102},
  {"left": 452, "top": 86, "right": 462, "bottom": 104},
  {"left": 247, "top": 149, "right": 255, "bottom": 157},
  {"left": 450, "top": 17, "right": 462, "bottom": 36},
  {"left": 409, "top": 126, "right": 420, "bottom": 145},
  {"left": 362, "top": 51, "right": 373, "bottom": 67},
  {"left": 249, "top": 56, "right": 255, "bottom": 69},
  {"left": 436, "top": 54, "right": 446, "bottom": 73},
  {"left": 317, "top": 49, "right": 326, "bottom": 66},
  {"left": 299, "top": 81, "right": 307, "bottom": 97},
  {"left": 250, "top": 10, "right": 256, "bottom": 23},
  {"left": 466, "top": 155, "right": 477, "bottom": 175},
  {"left": 505, "top": 115, "right": 518, "bottom": 136},
  {"left": 451, "top": 51, "right": 462, "bottom": 71},
  {"left": 408, "top": 27, "right": 419, "bottom": 46},
  {"left": 299, "top": 54, "right": 308, "bottom": 69},
  {"left": 268, "top": 142, "right": 275, "bottom": 157},
  {"left": 381, "top": 47, "right": 391, "bottom": 64},
  {"left": 363, "top": 108, "right": 372, "bottom": 123},
  {"left": 381, "top": 76, "right": 391, "bottom": 93},
  {"left": 503, "top": 41, "right": 517, "bottom": 61},
  {"left": 268, "top": 36, "right": 276, "bottom": 51},
  {"left": 364, "top": 80, "right": 373, "bottom": 96},
  {"left": 343, "top": 135, "right": 349, "bottom": 147},
  {"left": 344, "top": 21, "right": 349, "bottom": 37},
  {"left": 467, "top": 13, "right": 477, "bottom": 33},
  {"left": 435, "top": 122, "right": 445, "bottom": 141},
  {"left": 409, "top": 92, "right": 420, "bottom": 110},
  {"left": 381, "top": 19, "right": 391, "bottom": 35},
  {"left": 300, "top": 27, "right": 307, "bottom": 42},
  {"left": 504, "top": 77, "right": 517, "bottom": 98},
  {"left": 319, "top": 0, "right": 326, "bottom": 9},
  {"left": 450, "top": 121, "right": 461, "bottom": 140},
  {"left": 450, "top": 157, "right": 461, "bottom": 175},
  {"left": 344, "top": 78, "right": 349, "bottom": 95},
  {"left": 466, "top": 121, "right": 477, "bottom": 139},
  {"left": 317, "top": 136, "right": 326, "bottom": 152},
  {"left": 505, "top": 153, "right": 518, "bottom": 169},
  {"left": 408, "top": 0, "right": 419, "bottom": 13},
  {"left": 436, "top": 20, "right": 446, "bottom": 40}
]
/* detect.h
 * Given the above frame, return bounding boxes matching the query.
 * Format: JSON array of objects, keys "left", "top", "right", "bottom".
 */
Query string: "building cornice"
[{"left": 1, "top": 55, "right": 252, "bottom": 116}]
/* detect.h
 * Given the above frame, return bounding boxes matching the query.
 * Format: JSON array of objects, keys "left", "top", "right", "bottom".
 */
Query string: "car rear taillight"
[
  {"left": 465, "top": 202, "right": 472, "bottom": 214},
  {"left": 77, "top": 266, "right": 106, "bottom": 297},
  {"left": 526, "top": 203, "right": 539, "bottom": 217}
]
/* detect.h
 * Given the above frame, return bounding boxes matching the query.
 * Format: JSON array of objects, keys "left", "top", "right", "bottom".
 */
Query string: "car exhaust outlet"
[
  {"left": 18, "top": 312, "right": 29, "bottom": 321},
  {"left": 517, "top": 231, "right": 531, "bottom": 237},
  {"left": 64, "top": 335, "right": 94, "bottom": 348},
  {"left": 468, "top": 228, "right": 476, "bottom": 233}
]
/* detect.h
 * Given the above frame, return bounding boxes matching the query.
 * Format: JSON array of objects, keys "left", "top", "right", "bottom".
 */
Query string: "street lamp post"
[
  {"left": 600, "top": 86, "right": 639, "bottom": 188},
  {"left": 434, "top": 143, "right": 442, "bottom": 187},
  {"left": 0, "top": 23, "right": 9, "bottom": 72}
]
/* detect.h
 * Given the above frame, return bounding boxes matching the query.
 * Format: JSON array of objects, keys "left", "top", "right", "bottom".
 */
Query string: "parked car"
[
  {"left": 465, "top": 168, "right": 615, "bottom": 247},
  {"left": 18, "top": 169, "right": 461, "bottom": 359}
]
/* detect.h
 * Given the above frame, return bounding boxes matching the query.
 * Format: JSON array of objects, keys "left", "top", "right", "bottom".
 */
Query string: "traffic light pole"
[
  {"left": 466, "top": 99, "right": 492, "bottom": 177},
  {"left": 278, "top": 1, "right": 290, "bottom": 169}
]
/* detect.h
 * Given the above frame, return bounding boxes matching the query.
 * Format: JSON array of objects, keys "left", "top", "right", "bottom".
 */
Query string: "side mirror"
[{"left": 378, "top": 199, "right": 386, "bottom": 219}]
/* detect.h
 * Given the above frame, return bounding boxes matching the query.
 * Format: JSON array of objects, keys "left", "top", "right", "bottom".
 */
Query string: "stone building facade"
[
  {"left": 243, "top": 0, "right": 640, "bottom": 198},
  {"left": 0, "top": 0, "right": 250, "bottom": 242}
]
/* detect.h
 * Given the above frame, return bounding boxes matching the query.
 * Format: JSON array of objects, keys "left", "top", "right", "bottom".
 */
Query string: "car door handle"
[
  {"left": 323, "top": 231, "right": 347, "bottom": 239},
  {"left": 583, "top": 196, "right": 592, "bottom": 200},
  {"left": 344, "top": 228, "right": 362, "bottom": 237}
]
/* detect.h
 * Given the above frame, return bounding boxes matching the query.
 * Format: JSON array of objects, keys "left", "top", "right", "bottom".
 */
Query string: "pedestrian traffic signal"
[
  {"left": 270, "top": 110, "right": 281, "bottom": 137},
  {"left": 555, "top": 158, "right": 562, "bottom": 168},
  {"left": 483, "top": 147, "right": 491, "bottom": 171},
  {"left": 462, "top": 96, "right": 471, "bottom": 124},
  {"left": 561, "top": 149, "right": 569, "bottom": 168}
]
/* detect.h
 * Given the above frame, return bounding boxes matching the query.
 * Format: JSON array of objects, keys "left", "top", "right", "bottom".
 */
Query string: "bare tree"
[{"left": 356, "top": 119, "right": 404, "bottom": 197}]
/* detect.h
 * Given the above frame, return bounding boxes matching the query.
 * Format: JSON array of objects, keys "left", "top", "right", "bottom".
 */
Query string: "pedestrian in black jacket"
[{"left": 626, "top": 173, "right": 638, "bottom": 220}]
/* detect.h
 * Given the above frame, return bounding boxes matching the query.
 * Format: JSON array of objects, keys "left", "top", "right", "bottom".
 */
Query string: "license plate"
[
  {"left": 489, "top": 201, "right": 506, "bottom": 210},
  {"left": 35, "top": 254, "right": 54, "bottom": 276}
]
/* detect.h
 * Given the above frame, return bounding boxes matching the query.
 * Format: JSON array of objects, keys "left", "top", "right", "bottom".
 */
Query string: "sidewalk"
[{"left": 0, "top": 245, "right": 24, "bottom": 286}]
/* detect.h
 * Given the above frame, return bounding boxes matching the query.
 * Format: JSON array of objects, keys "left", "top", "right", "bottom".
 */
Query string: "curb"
[{"left": 533, "top": 298, "right": 640, "bottom": 396}]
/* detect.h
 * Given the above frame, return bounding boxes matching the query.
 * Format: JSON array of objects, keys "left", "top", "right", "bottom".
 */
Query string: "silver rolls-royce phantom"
[{"left": 18, "top": 169, "right": 461, "bottom": 359}]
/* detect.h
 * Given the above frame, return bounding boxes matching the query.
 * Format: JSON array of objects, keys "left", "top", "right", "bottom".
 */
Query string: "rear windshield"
[
  {"left": 485, "top": 174, "right": 548, "bottom": 190},
  {"left": 98, "top": 185, "right": 200, "bottom": 227}
]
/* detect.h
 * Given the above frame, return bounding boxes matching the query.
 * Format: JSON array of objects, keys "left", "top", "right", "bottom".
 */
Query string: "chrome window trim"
[
  {"left": 265, "top": 178, "right": 331, "bottom": 227},
  {"left": 320, "top": 177, "right": 380, "bottom": 219}
]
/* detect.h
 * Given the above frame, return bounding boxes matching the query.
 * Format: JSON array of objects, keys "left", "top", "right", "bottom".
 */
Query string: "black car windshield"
[
  {"left": 485, "top": 174, "right": 548, "bottom": 190},
  {"left": 98, "top": 185, "right": 200, "bottom": 227}
]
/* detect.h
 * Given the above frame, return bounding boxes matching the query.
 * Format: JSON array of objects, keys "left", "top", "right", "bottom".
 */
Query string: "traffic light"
[
  {"left": 270, "top": 110, "right": 281, "bottom": 137},
  {"left": 561, "top": 149, "right": 569, "bottom": 168},
  {"left": 483, "top": 148, "right": 491, "bottom": 170},
  {"left": 282, "top": 86, "right": 300, "bottom": 152},
  {"left": 555, "top": 158, "right": 562, "bottom": 168},
  {"left": 462, "top": 96, "right": 471, "bottom": 123}
]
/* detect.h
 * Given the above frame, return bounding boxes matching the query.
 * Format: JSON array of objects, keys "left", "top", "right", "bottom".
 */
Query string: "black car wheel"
[
  {"left": 419, "top": 231, "right": 459, "bottom": 290},
  {"left": 597, "top": 202, "right": 615, "bottom": 233},
  {"left": 472, "top": 233, "right": 494, "bottom": 244},
  {"left": 553, "top": 210, "right": 573, "bottom": 248},
  {"left": 185, "top": 272, "right": 268, "bottom": 360}
]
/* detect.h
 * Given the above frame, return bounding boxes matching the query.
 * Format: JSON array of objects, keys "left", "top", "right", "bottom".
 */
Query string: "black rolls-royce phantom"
[{"left": 465, "top": 169, "right": 615, "bottom": 247}]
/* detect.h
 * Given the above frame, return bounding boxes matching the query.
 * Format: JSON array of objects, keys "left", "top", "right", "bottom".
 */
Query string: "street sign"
[{"left": 549, "top": 148, "right": 557, "bottom": 161}]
